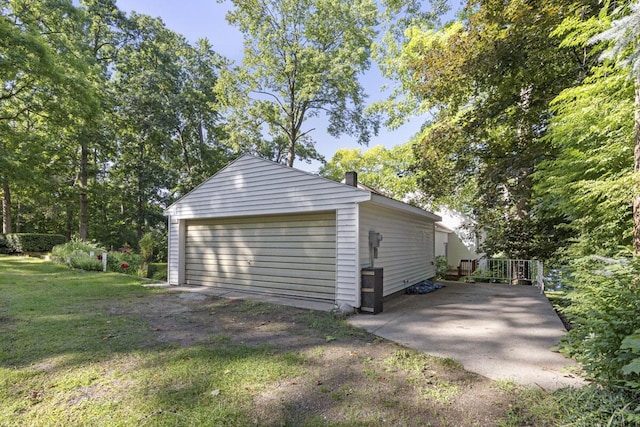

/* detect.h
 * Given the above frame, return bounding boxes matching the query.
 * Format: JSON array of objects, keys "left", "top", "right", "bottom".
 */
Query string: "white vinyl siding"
[
  {"left": 359, "top": 202, "right": 436, "bottom": 296},
  {"left": 167, "top": 218, "right": 179, "bottom": 284},
  {"left": 335, "top": 205, "right": 360, "bottom": 306},
  {"left": 166, "top": 155, "right": 370, "bottom": 220},
  {"left": 184, "top": 212, "right": 337, "bottom": 301}
]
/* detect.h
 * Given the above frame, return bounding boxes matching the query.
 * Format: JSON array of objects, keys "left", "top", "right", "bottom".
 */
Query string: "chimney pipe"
[{"left": 345, "top": 171, "right": 357, "bottom": 187}]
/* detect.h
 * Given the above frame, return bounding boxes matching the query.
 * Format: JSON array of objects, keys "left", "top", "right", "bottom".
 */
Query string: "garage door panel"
[
  {"left": 186, "top": 224, "right": 336, "bottom": 237},
  {"left": 188, "top": 214, "right": 335, "bottom": 228},
  {"left": 185, "top": 260, "right": 335, "bottom": 274},
  {"left": 185, "top": 262, "right": 335, "bottom": 281},
  {"left": 184, "top": 253, "right": 335, "bottom": 267},
  {"left": 185, "top": 246, "right": 336, "bottom": 259},
  {"left": 186, "top": 270, "right": 335, "bottom": 290},
  {"left": 185, "top": 239, "right": 335, "bottom": 250},
  {"left": 185, "top": 212, "right": 336, "bottom": 301},
  {"left": 185, "top": 274, "right": 335, "bottom": 300}
]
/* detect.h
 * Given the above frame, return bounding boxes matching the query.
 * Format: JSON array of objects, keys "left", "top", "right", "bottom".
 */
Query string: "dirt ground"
[{"left": 108, "top": 290, "right": 547, "bottom": 426}]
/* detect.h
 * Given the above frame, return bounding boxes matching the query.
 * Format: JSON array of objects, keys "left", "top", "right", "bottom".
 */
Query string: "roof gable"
[{"left": 165, "top": 154, "right": 371, "bottom": 219}]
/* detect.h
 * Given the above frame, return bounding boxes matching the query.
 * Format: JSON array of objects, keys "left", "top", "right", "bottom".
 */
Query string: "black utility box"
[{"left": 361, "top": 267, "right": 383, "bottom": 314}]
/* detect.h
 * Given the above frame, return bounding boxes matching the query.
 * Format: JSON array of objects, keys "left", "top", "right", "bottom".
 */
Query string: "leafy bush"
[
  {"left": 51, "top": 239, "right": 105, "bottom": 262},
  {"left": 556, "top": 386, "right": 640, "bottom": 426},
  {"left": 51, "top": 240, "right": 106, "bottom": 271},
  {"left": 435, "top": 256, "right": 448, "bottom": 279},
  {"left": 107, "top": 250, "right": 142, "bottom": 275},
  {"left": 560, "top": 254, "right": 640, "bottom": 396},
  {"left": 139, "top": 232, "right": 154, "bottom": 264},
  {"left": 147, "top": 263, "right": 167, "bottom": 281},
  {"left": 68, "top": 250, "right": 103, "bottom": 271},
  {"left": 142, "top": 229, "right": 168, "bottom": 263},
  {"left": 1, "top": 233, "right": 66, "bottom": 253},
  {"left": 0, "top": 234, "right": 9, "bottom": 254},
  {"left": 51, "top": 239, "right": 151, "bottom": 276}
]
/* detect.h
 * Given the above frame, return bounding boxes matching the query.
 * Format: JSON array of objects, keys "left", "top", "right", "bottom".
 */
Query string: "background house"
[
  {"left": 165, "top": 155, "right": 441, "bottom": 308},
  {"left": 434, "top": 208, "right": 482, "bottom": 270}
]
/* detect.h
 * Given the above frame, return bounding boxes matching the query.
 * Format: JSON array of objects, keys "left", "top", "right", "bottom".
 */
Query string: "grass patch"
[
  {"left": 0, "top": 256, "right": 302, "bottom": 426},
  {"left": 297, "top": 310, "right": 370, "bottom": 341}
]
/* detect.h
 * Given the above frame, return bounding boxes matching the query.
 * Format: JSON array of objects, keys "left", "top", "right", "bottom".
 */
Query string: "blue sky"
[{"left": 115, "top": 0, "right": 454, "bottom": 172}]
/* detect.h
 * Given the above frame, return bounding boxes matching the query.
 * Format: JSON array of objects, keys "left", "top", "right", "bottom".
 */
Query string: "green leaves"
[
  {"left": 320, "top": 144, "right": 426, "bottom": 205},
  {"left": 218, "top": 0, "right": 379, "bottom": 166},
  {"left": 560, "top": 255, "right": 640, "bottom": 392},
  {"left": 0, "top": 1, "right": 230, "bottom": 249},
  {"left": 620, "top": 332, "right": 640, "bottom": 380},
  {"left": 381, "top": 0, "right": 587, "bottom": 258},
  {"left": 534, "top": 2, "right": 637, "bottom": 258}
]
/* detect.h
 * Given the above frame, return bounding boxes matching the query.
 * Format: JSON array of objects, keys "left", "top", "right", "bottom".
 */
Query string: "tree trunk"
[
  {"left": 65, "top": 203, "right": 74, "bottom": 240},
  {"left": 137, "top": 142, "right": 145, "bottom": 242},
  {"left": 177, "top": 128, "right": 191, "bottom": 173},
  {"left": 79, "top": 143, "right": 89, "bottom": 240},
  {"left": 633, "top": 84, "right": 640, "bottom": 255},
  {"left": 2, "top": 180, "right": 11, "bottom": 234},
  {"left": 137, "top": 178, "right": 144, "bottom": 242},
  {"left": 15, "top": 199, "right": 20, "bottom": 233},
  {"left": 287, "top": 138, "right": 295, "bottom": 167}
]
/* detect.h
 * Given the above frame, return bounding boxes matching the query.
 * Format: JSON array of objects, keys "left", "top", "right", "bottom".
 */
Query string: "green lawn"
[
  {"left": 0, "top": 255, "right": 588, "bottom": 426},
  {"left": 0, "top": 256, "right": 303, "bottom": 426}
]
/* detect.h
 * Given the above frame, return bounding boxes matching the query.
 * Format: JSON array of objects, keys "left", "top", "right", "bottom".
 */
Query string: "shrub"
[
  {"left": 560, "top": 253, "right": 640, "bottom": 395},
  {"left": 147, "top": 263, "right": 167, "bottom": 281},
  {"left": 1, "top": 233, "right": 66, "bottom": 253},
  {"left": 435, "top": 256, "right": 448, "bottom": 279},
  {"left": 139, "top": 229, "right": 168, "bottom": 263},
  {"left": 51, "top": 240, "right": 106, "bottom": 271},
  {"left": 51, "top": 239, "right": 105, "bottom": 263},
  {"left": 139, "top": 232, "right": 154, "bottom": 264},
  {"left": 0, "top": 234, "right": 9, "bottom": 254},
  {"left": 107, "top": 251, "right": 142, "bottom": 275},
  {"left": 68, "top": 250, "right": 103, "bottom": 271}
]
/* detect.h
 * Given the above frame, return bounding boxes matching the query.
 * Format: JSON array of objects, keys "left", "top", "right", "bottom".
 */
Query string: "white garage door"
[{"left": 185, "top": 212, "right": 336, "bottom": 301}]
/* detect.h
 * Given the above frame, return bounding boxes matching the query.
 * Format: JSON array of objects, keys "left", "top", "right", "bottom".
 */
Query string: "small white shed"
[{"left": 164, "top": 154, "right": 441, "bottom": 308}]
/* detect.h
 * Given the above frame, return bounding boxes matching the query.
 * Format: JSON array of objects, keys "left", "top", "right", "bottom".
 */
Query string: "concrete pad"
[{"left": 348, "top": 281, "right": 585, "bottom": 391}]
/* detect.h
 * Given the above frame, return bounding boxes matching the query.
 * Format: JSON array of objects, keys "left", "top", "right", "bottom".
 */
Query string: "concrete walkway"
[{"left": 348, "top": 281, "right": 585, "bottom": 391}]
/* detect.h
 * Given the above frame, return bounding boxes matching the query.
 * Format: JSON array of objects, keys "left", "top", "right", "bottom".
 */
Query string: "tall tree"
[
  {"left": 534, "top": 1, "right": 636, "bottom": 257},
  {"left": 72, "top": 0, "right": 124, "bottom": 240},
  {"left": 112, "top": 14, "right": 230, "bottom": 241},
  {"left": 320, "top": 144, "right": 425, "bottom": 204},
  {"left": 386, "top": 0, "right": 588, "bottom": 258},
  {"left": 169, "top": 38, "right": 232, "bottom": 196},
  {"left": 112, "top": 13, "right": 184, "bottom": 241},
  {"left": 0, "top": 0, "right": 97, "bottom": 235},
  {"left": 216, "top": 0, "right": 379, "bottom": 167},
  {"left": 589, "top": 1, "right": 640, "bottom": 254}
]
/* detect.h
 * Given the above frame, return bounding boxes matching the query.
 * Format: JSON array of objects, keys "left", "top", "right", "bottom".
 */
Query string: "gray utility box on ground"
[{"left": 361, "top": 267, "right": 383, "bottom": 314}]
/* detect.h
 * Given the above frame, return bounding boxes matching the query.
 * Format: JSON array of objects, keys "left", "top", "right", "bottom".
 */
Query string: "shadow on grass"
[{"left": 0, "top": 255, "right": 562, "bottom": 427}]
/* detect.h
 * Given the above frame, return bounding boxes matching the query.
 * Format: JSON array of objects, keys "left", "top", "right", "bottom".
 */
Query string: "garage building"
[{"left": 165, "top": 154, "right": 440, "bottom": 308}]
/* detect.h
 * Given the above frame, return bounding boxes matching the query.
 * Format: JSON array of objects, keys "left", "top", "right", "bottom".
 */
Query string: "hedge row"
[{"left": 0, "top": 233, "right": 66, "bottom": 254}]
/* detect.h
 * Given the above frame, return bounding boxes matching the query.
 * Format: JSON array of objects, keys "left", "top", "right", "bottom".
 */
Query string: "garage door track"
[{"left": 348, "top": 281, "right": 585, "bottom": 391}]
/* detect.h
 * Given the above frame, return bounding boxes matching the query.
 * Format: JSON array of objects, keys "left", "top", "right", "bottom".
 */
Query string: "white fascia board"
[
  {"left": 369, "top": 194, "right": 442, "bottom": 222},
  {"left": 435, "top": 222, "right": 455, "bottom": 233}
]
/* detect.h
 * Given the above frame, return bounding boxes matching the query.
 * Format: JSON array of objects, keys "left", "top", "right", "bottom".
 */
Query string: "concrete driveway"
[{"left": 348, "top": 281, "right": 585, "bottom": 391}]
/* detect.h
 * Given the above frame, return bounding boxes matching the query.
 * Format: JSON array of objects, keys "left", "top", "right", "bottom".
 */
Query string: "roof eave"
[{"left": 368, "top": 193, "right": 442, "bottom": 221}]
